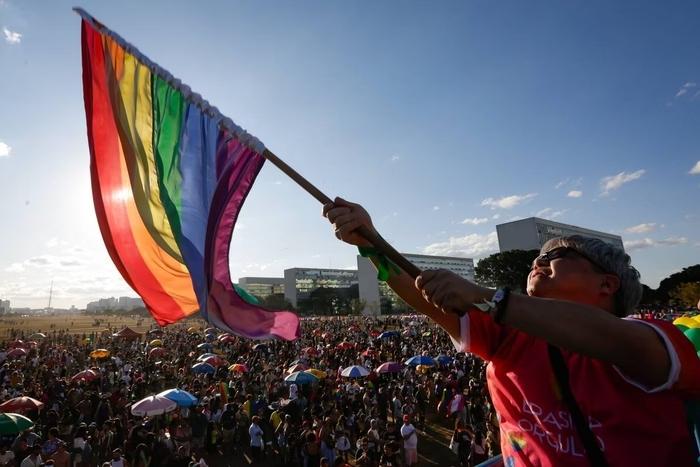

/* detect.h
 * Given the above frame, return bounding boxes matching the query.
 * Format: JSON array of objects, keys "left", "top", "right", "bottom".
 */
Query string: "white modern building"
[
  {"left": 358, "top": 253, "right": 475, "bottom": 316},
  {"left": 0, "top": 299, "right": 10, "bottom": 314},
  {"left": 237, "top": 277, "right": 285, "bottom": 299},
  {"left": 496, "top": 217, "right": 624, "bottom": 252},
  {"left": 284, "top": 268, "right": 359, "bottom": 307},
  {"left": 86, "top": 296, "right": 144, "bottom": 311}
]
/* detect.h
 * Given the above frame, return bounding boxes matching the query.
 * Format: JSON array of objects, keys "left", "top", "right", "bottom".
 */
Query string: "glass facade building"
[
  {"left": 237, "top": 277, "right": 285, "bottom": 299},
  {"left": 284, "top": 268, "right": 359, "bottom": 307}
]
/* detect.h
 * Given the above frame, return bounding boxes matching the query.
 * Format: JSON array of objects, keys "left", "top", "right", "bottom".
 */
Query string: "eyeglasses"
[{"left": 533, "top": 247, "right": 609, "bottom": 274}]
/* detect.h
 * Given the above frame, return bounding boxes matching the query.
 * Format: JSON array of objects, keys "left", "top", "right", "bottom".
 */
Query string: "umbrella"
[
  {"left": 204, "top": 327, "right": 216, "bottom": 334},
  {"left": 26, "top": 341, "right": 38, "bottom": 348},
  {"left": 149, "top": 339, "right": 163, "bottom": 348},
  {"left": 197, "top": 353, "right": 218, "bottom": 361},
  {"left": 29, "top": 333, "right": 46, "bottom": 340},
  {"left": 421, "top": 332, "right": 432, "bottom": 337},
  {"left": 361, "top": 349, "right": 378, "bottom": 357},
  {"left": 71, "top": 369, "right": 99, "bottom": 383},
  {"left": 8, "top": 340, "right": 25, "bottom": 349},
  {"left": 369, "top": 330, "right": 380, "bottom": 338},
  {"left": 305, "top": 369, "right": 327, "bottom": 379},
  {"left": 131, "top": 395, "right": 177, "bottom": 416},
  {"left": 336, "top": 342, "right": 354, "bottom": 350},
  {"left": 437, "top": 355, "right": 454, "bottom": 366},
  {"left": 156, "top": 389, "right": 197, "bottom": 408},
  {"left": 301, "top": 347, "right": 318, "bottom": 356},
  {"left": 187, "top": 327, "right": 199, "bottom": 333},
  {"left": 220, "top": 335, "right": 236, "bottom": 344},
  {"left": 405, "top": 355, "right": 436, "bottom": 366},
  {"left": 147, "top": 329, "right": 164, "bottom": 336},
  {"left": 347, "top": 325, "right": 360, "bottom": 332},
  {"left": 202, "top": 356, "right": 227, "bottom": 367},
  {"left": 149, "top": 347, "right": 166, "bottom": 359},
  {"left": 378, "top": 331, "right": 399, "bottom": 339},
  {"left": 191, "top": 363, "right": 216, "bottom": 375},
  {"left": 287, "top": 363, "right": 308, "bottom": 373},
  {"left": 89, "top": 349, "right": 110, "bottom": 359},
  {"left": 284, "top": 371, "right": 318, "bottom": 385},
  {"left": 252, "top": 343, "right": 268, "bottom": 351},
  {"left": 0, "top": 397, "right": 44, "bottom": 414},
  {"left": 375, "top": 362, "right": 403, "bottom": 374},
  {"left": 0, "top": 413, "right": 33, "bottom": 435},
  {"left": 341, "top": 365, "right": 370, "bottom": 378},
  {"left": 228, "top": 364, "right": 248, "bottom": 373},
  {"left": 197, "top": 343, "right": 213, "bottom": 351},
  {"left": 321, "top": 332, "right": 332, "bottom": 340},
  {"left": 6, "top": 348, "right": 27, "bottom": 359},
  {"left": 416, "top": 364, "right": 432, "bottom": 374}
]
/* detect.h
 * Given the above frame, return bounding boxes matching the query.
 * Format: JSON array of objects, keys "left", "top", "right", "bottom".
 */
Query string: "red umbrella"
[
  {"left": 348, "top": 325, "right": 360, "bottom": 332},
  {"left": 322, "top": 332, "right": 332, "bottom": 340},
  {"left": 361, "top": 349, "right": 377, "bottom": 357},
  {"left": 312, "top": 329, "right": 322, "bottom": 337},
  {"left": 149, "top": 347, "right": 166, "bottom": 359},
  {"left": 71, "top": 370, "right": 99, "bottom": 383},
  {"left": 0, "top": 397, "right": 44, "bottom": 414},
  {"left": 336, "top": 342, "right": 354, "bottom": 350},
  {"left": 6, "top": 348, "right": 27, "bottom": 359},
  {"left": 287, "top": 363, "right": 309, "bottom": 373},
  {"left": 369, "top": 330, "right": 380, "bottom": 338},
  {"left": 202, "top": 356, "right": 227, "bottom": 367},
  {"left": 8, "top": 340, "right": 25, "bottom": 349},
  {"left": 301, "top": 347, "right": 318, "bottom": 356},
  {"left": 219, "top": 335, "right": 236, "bottom": 344}
]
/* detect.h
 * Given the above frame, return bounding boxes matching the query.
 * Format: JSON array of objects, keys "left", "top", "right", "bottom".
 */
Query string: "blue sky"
[{"left": 1, "top": 0, "right": 699, "bottom": 308}]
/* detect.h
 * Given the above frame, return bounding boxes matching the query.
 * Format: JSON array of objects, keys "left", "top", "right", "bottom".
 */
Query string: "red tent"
[{"left": 113, "top": 327, "right": 142, "bottom": 340}]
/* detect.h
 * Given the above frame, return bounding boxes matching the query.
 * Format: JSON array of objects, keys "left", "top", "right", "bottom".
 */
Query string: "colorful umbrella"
[
  {"left": 416, "top": 364, "right": 432, "bottom": 374},
  {"left": 191, "top": 362, "right": 216, "bottom": 375},
  {"left": 437, "top": 355, "right": 454, "bottom": 366},
  {"left": 219, "top": 335, "right": 236, "bottom": 344},
  {"left": 187, "top": 327, "right": 199, "bottom": 333},
  {"left": 0, "top": 397, "right": 44, "bottom": 414},
  {"left": 29, "top": 333, "right": 46, "bottom": 340},
  {"left": 149, "top": 347, "right": 166, "bottom": 359},
  {"left": 6, "top": 348, "right": 27, "bottom": 359},
  {"left": 197, "top": 343, "right": 213, "bottom": 351},
  {"left": 71, "top": 369, "right": 99, "bottom": 383},
  {"left": 89, "top": 349, "right": 110, "bottom": 359},
  {"left": 149, "top": 339, "right": 163, "bottom": 347},
  {"left": 202, "top": 355, "right": 227, "bottom": 367},
  {"left": 0, "top": 413, "right": 33, "bottom": 435},
  {"left": 197, "top": 353, "right": 218, "bottom": 361},
  {"left": 228, "top": 363, "right": 248, "bottom": 373},
  {"left": 305, "top": 369, "right": 327, "bottom": 379},
  {"left": 287, "top": 363, "right": 309, "bottom": 373},
  {"left": 156, "top": 388, "right": 197, "bottom": 408},
  {"left": 8, "top": 340, "right": 25, "bottom": 349},
  {"left": 405, "top": 355, "right": 436, "bottom": 366},
  {"left": 252, "top": 343, "right": 268, "bottom": 351},
  {"left": 284, "top": 371, "right": 318, "bottom": 385},
  {"left": 375, "top": 362, "right": 403, "bottom": 374},
  {"left": 131, "top": 395, "right": 177, "bottom": 416},
  {"left": 378, "top": 331, "right": 399, "bottom": 339},
  {"left": 341, "top": 365, "right": 370, "bottom": 378}
]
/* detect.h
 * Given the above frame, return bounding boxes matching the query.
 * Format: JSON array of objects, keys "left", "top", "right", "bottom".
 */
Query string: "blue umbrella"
[
  {"left": 197, "top": 343, "right": 213, "bottom": 351},
  {"left": 284, "top": 371, "right": 318, "bottom": 385},
  {"left": 253, "top": 343, "right": 268, "bottom": 352},
  {"left": 340, "top": 365, "right": 370, "bottom": 378},
  {"left": 378, "top": 331, "right": 399, "bottom": 339},
  {"left": 157, "top": 388, "right": 198, "bottom": 408},
  {"left": 405, "top": 355, "right": 436, "bottom": 366},
  {"left": 197, "top": 353, "right": 217, "bottom": 361},
  {"left": 437, "top": 355, "right": 454, "bottom": 366},
  {"left": 191, "top": 362, "right": 216, "bottom": 374}
]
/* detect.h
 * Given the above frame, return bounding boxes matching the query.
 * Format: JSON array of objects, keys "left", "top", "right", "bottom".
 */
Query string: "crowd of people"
[{"left": 0, "top": 315, "right": 501, "bottom": 467}]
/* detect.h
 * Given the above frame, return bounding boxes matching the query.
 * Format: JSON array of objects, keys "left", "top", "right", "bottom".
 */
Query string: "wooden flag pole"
[{"left": 263, "top": 149, "right": 422, "bottom": 279}]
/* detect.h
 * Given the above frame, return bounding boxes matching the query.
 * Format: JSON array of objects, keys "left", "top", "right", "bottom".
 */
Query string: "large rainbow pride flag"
[{"left": 77, "top": 9, "right": 299, "bottom": 340}]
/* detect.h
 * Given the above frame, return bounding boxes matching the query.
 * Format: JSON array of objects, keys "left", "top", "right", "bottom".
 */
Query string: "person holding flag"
[{"left": 323, "top": 197, "right": 700, "bottom": 466}]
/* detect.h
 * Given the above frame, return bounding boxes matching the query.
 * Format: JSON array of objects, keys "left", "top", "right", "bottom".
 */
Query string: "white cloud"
[
  {"left": 481, "top": 193, "right": 537, "bottom": 210},
  {"left": 600, "top": 169, "right": 645, "bottom": 195},
  {"left": 567, "top": 190, "right": 583, "bottom": 198},
  {"left": 625, "top": 223, "right": 657, "bottom": 234},
  {"left": 0, "top": 141, "right": 11, "bottom": 158},
  {"left": 45, "top": 238, "right": 59, "bottom": 248},
  {"left": 461, "top": 217, "right": 489, "bottom": 225},
  {"left": 432, "top": 206, "right": 440, "bottom": 211},
  {"left": 391, "top": 155, "right": 400, "bottom": 162},
  {"left": 7, "top": 255, "right": 85, "bottom": 271},
  {"left": 423, "top": 232, "right": 498, "bottom": 258},
  {"left": 2, "top": 27, "right": 21, "bottom": 44},
  {"left": 675, "top": 82, "right": 697, "bottom": 98},
  {"left": 554, "top": 179, "right": 569, "bottom": 190},
  {"left": 492, "top": 214, "right": 501, "bottom": 220},
  {"left": 690, "top": 161, "right": 700, "bottom": 175},
  {"left": 625, "top": 236, "right": 688, "bottom": 251},
  {"left": 535, "top": 208, "right": 567, "bottom": 220},
  {"left": 4, "top": 263, "right": 24, "bottom": 273}
]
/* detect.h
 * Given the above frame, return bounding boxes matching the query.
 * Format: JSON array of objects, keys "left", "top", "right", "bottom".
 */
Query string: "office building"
[
  {"left": 237, "top": 277, "right": 285, "bottom": 299},
  {"left": 496, "top": 217, "right": 624, "bottom": 252},
  {"left": 284, "top": 268, "right": 359, "bottom": 307}
]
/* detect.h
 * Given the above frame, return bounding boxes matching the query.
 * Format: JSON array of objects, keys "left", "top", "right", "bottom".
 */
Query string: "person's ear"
[{"left": 601, "top": 274, "right": 620, "bottom": 298}]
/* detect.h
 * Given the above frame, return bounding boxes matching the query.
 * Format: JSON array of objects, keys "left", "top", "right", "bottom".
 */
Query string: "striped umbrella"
[
  {"left": 340, "top": 365, "right": 370, "bottom": 378},
  {"left": 375, "top": 362, "right": 403, "bottom": 374}
]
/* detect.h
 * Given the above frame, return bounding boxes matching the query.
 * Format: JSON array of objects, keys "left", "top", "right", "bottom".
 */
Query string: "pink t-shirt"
[{"left": 452, "top": 311, "right": 700, "bottom": 467}]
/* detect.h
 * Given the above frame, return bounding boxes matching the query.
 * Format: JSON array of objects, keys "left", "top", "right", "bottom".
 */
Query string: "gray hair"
[{"left": 541, "top": 235, "right": 642, "bottom": 317}]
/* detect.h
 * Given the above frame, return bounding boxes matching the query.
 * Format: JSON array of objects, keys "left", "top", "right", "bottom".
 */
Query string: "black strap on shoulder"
[{"left": 548, "top": 344, "right": 609, "bottom": 467}]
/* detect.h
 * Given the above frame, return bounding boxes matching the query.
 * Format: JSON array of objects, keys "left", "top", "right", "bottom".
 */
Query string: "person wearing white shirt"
[
  {"left": 249, "top": 416, "right": 264, "bottom": 462},
  {"left": 20, "top": 446, "right": 42, "bottom": 467},
  {"left": 400, "top": 416, "right": 418, "bottom": 466}
]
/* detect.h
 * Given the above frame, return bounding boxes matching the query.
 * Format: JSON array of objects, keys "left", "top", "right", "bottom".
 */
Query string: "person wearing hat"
[{"left": 324, "top": 198, "right": 700, "bottom": 466}]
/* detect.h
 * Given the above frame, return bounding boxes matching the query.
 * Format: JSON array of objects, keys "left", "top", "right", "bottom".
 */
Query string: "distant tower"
[{"left": 47, "top": 280, "right": 54, "bottom": 311}]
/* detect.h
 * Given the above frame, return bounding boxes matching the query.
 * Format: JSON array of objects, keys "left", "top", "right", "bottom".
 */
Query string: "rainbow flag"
[{"left": 77, "top": 9, "right": 299, "bottom": 340}]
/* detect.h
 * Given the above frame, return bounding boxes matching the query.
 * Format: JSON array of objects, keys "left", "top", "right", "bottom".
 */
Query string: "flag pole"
[{"left": 262, "top": 149, "right": 422, "bottom": 279}]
